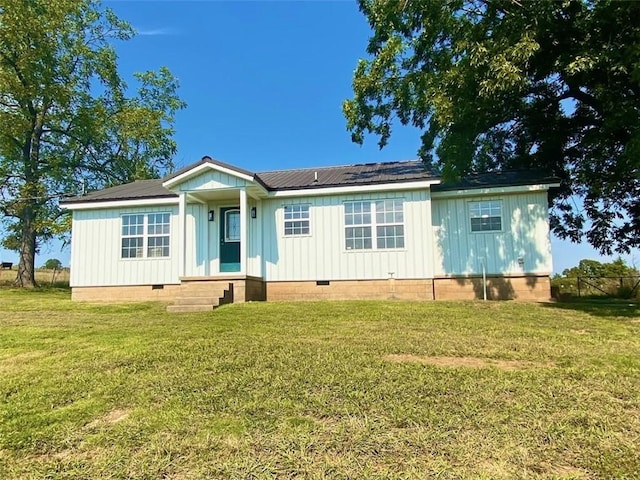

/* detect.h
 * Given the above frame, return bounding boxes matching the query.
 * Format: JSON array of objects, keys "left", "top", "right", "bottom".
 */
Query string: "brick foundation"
[
  {"left": 71, "top": 275, "right": 550, "bottom": 303},
  {"left": 266, "top": 279, "right": 435, "bottom": 301},
  {"left": 71, "top": 284, "right": 182, "bottom": 302},
  {"left": 71, "top": 275, "right": 266, "bottom": 303},
  {"left": 433, "top": 275, "right": 551, "bottom": 301}
]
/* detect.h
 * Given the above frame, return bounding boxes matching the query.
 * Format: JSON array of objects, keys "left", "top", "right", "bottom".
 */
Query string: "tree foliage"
[
  {"left": 0, "top": 0, "right": 185, "bottom": 287},
  {"left": 344, "top": 0, "right": 640, "bottom": 255},
  {"left": 43, "top": 258, "right": 62, "bottom": 271},
  {"left": 561, "top": 257, "right": 639, "bottom": 279}
]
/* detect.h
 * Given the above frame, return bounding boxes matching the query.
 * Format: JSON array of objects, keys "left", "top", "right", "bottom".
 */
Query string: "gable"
[{"left": 175, "top": 168, "right": 253, "bottom": 191}]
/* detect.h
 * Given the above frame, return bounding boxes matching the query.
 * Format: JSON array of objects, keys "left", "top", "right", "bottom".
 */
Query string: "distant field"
[
  {"left": 0, "top": 267, "right": 69, "bottom": 287},
  {"left": 1, "top": 291, "right": 639, "bottom": 479}
]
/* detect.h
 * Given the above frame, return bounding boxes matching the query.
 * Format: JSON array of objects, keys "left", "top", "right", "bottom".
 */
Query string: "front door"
[{"left": 220, "top": 207, "right": 241, "bottom": 272}]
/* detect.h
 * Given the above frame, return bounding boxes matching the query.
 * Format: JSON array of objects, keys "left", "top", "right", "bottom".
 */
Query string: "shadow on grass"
[{"left": 542, "top": 298, "right": 640, "bottom": 319}]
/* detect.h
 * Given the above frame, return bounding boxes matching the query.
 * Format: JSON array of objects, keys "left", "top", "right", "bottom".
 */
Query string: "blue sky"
[{"left": 1, "top": 0, "right": 637, "bottom": 272}]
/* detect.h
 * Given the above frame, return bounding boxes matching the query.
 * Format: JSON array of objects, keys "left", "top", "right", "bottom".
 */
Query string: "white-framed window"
[
  {"left": 284, "top": 204, "right": 310, "bottom": 236},
  {"left": 147, "top": 213, "right": 170, "bottom": 257},
  {"left": 469, "top": 200, "right": 502, "bottom": 232},
  {"left": 121, "top": 213, "right": 170, "bottom": 259},
  {"left": 344, "top": 199, "right": 404, "bottom": 250},
  {"left": 121, "top": 214, "right": 144, "bottom": 258}
]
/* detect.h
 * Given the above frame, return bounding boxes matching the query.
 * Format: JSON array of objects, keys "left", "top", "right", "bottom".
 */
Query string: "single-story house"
[{"left": 60, "top": 157, "right": 560, "bottom": 311}]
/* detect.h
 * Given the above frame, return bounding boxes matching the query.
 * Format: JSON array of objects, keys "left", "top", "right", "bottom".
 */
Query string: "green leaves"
[
  {"left": 0, "top": 0, "right": 185, "bottom": 285},
  {"left": 346, "top": 0, "right": 640, "bottom": 254}
]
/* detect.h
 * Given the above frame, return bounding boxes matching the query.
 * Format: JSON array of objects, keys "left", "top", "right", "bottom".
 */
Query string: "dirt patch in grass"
[
  {"left": 571, "top": 329, "right": 589, "bottom": 335},
  {"left": 0, "top": 351, "right": 47, "bottom": 373},
  {"left": 542, "top": 463, "right": 589, "bottom": 478},
  {"left": 86, "top": 409, "right": 130, "bottom": 429},
  {"left": 384, "top": 354, "right": 554, "bottom": 371}
]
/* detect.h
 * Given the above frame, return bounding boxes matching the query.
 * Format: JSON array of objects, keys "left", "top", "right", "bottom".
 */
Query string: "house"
[{"left": 60, "top": 157, "right": 560, "bottom": 310}]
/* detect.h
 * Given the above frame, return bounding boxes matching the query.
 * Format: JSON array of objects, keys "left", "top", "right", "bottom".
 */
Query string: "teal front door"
[{"left": 220, "top": 207, "right": 241, "bottom": 272}]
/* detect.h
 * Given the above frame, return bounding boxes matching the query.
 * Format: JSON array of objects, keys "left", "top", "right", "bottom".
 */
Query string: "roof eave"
[
  {"left": 431, "top": 182, "right": 561, "bottom": 198},
  {"left": 267, "top": 178, "right": 441, "bottom": 197},
  {"left": 61, "top": 195, "right": 179, "bottom": 210}
]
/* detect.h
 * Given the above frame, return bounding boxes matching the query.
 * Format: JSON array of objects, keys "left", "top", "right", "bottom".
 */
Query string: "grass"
[
  {"left": 0, "top": 267, "right": 70, "bottom": 288},
  {"left": 1, "top": 291, "right": 639, "bottom": 479}
]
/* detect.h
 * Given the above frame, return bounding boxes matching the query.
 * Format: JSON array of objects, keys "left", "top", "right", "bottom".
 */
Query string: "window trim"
[
  {"left": 468, "top": 200, "right": 503, "bottom": 233},
  {"left": 120, "top": 212, "right": 171, "bottom": 260},
  {"left": 283, "top": 203, "right": 311, "bottom": 237},
  {"left": 343, "top": 199, "right": 405, "bottom": 252}
]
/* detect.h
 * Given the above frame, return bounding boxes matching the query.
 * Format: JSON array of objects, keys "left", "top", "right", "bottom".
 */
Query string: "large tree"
[
  {"left": 0, "top": 0, "right": 185, "bottom": 287},
  {"left": 344, "top": 0, "right": 640, "bottom": 254}
]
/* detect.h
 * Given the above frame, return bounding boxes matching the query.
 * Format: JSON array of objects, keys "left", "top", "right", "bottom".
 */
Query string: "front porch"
[
  {"left": 165, "top": 156, "right": 268, "bottom": 280},
  {"left": 166, "top": 275, "right": 266, "bottom": 313}
]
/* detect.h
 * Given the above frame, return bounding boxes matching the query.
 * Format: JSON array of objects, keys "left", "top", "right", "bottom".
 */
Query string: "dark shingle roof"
[
  {"left": 257, "top": 160, "right": 435, "bottom": 190},
  {"left": 431, "top": 170, "right": 560, "bottom": 192},
  {"left": 61, "top": 179, "right": 176, "bottom": 204},
  {"left": 59, "top": 159, "right": 559, "bottom": 206}
]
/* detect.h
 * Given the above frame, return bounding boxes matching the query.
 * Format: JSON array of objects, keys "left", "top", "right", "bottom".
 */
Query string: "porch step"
[
  {"left": 166, "top": 281, "right": 234, "bottom": 313},
  {"left": 166, "top": 304, "right": 216, "bottom": 313},
  {"left": 173, "top": 296, "right": 220, "bottom": 306}
]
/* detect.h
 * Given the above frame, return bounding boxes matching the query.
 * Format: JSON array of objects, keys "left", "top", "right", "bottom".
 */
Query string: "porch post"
[
  {"left": 178, "top": 192, "right": 186, "bottom": 278},
  {"left": 239, "top": 188, "right": 247, "bottom": 275},
  {"left": 256, "top": 199, "right": 262, "bottom": 278}
]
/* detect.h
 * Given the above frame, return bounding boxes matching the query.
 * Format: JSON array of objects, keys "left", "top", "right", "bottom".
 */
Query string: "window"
[
  {"left": 225, "top": 209, "right": 241, "bottom": 242},
  {"left": 284, "top": 204, "right": 310, "bottom": 236},
  {"left": 469, "top": 200, "right": 502, "bottom": 232},
  {"left": 345, "top": 201, "right": 372, "bottom": 249},
  {"left": 121, "top": 214, "right": 144, "bottom": 258},
  {"left": 375, "top": 199, "right": 404, "bottom": 249},
  {"left": 344, "top": 199, "right": 404, "bottom": 250},
  {"left": 147, "top": 213, "right": 170, "bottom": 257},
  {"left": 121, "top": 213, "right": 170, "bottom": 259}
]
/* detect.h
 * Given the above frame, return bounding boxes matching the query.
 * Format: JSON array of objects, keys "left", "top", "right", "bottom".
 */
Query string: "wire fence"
[{"left": 552, "top": 276, "right": 640, "bottom": 299}]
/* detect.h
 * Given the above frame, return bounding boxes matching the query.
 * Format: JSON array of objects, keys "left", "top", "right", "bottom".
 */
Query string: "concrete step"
[
  {"left": 173, "top": 296, "right": 221, "bottom": 306},
  {"left": 166, "top": 304, "right": 215, "bottom": 313},
  {"left": 179, "top": 288, "right": 229, "bottom": 297},
  {"left": 180, "top": 287, "right": 228, "bottom": 296}
]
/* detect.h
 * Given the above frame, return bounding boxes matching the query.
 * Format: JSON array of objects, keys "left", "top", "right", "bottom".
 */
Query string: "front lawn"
[{"left": 1, "top": 290, "right": 639, "bottom": 479}]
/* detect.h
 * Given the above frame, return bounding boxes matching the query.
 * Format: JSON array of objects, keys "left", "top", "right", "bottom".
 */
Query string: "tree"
[
  {"left": 43, "top": 258, "right": 62, "bottom": 271},
  {"left": 344, "top": 0, "right": 640, "bottom": 255},
  {"left": 562, "top": 257, "right": 639, "bottom": 278},
  {"left": 0, "top": 0, "right": 185, "bottom": 287}
]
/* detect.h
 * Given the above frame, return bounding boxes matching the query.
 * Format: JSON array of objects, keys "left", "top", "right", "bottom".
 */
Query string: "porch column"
[
  {"left": 256, "top": 199, "right": 262, "bottom": 278},
  {"left": 178, "top": 192, "right": 187, "bottom": 278},
  {"left": 239, "top": 188, "right": 247, "bottom": 274}
]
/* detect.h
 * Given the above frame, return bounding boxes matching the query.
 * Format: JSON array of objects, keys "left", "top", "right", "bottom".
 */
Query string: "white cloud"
[{"left": 136, "top": 27, "right": 178, "bottom": 37}]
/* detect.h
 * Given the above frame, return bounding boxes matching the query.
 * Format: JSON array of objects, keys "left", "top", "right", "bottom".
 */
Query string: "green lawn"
[{"left": 1, "top": 290, "right": 639, "bottom": 479}]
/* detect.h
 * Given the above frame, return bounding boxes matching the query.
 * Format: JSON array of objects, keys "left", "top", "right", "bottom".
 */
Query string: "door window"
[{"left": 225, "top": 209, "right": 241, "bottom": 242}]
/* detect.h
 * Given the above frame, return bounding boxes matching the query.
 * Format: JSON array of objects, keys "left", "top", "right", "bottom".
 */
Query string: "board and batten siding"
[
  {"left": 70, "top": 205, "right": 180, "bottom": 287},
  {"left": 184, "top": 203, "right": 207, "bottom": 277},
  {"left": 177, "top": 169, "right": 250, "bottom": 191},
  {"left": 198, "top": 199, "right": 261, "bottom": 277},
  {"left": 431, "top": 191, "right": 552, "bottom": 277},
  {"left": 261, "top": 190, "right": 434, "bottom": 281}
]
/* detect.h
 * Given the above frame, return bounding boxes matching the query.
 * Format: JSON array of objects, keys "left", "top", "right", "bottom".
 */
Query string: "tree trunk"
[
  {"left": 14, "top": 111, "right": 42, "bottom": 288},
  {"left": 14, "top": 205, "right": 38, "bottom": 288}
]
